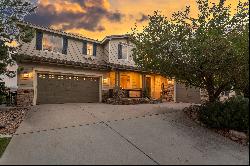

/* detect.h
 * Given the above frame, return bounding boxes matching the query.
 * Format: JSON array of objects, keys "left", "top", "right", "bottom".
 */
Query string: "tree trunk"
[
  {"left": 206, "top": 86, "right": 220, "bottom": 103},
  {"left": 208, "top": 94, "right": 219, "bottom": 103},
  {"left": 243, "top": 86, "right": 249, "bottom": 98}
]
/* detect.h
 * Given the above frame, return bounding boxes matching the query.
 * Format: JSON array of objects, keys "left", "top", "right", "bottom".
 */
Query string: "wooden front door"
[{"left": 146, "top": 77, "right": 151, "bottom": 97}]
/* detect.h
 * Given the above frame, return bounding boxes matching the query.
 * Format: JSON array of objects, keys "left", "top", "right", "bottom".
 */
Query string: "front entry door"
[{"left": 146, "top": 77, "right": 151, "bottom": 97}]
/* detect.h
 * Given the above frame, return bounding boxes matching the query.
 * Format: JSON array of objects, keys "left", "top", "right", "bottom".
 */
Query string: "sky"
[{"left": 25, "top": 0, "right": 243, "bottom": 41}]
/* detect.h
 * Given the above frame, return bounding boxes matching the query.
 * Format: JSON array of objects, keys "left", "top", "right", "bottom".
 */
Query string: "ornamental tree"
[
  {"left": 0, "top": 0, "right": 35, "bottom": 81},
  {"left": 131, "top": 0, "right": 249, "bottom": 102}
]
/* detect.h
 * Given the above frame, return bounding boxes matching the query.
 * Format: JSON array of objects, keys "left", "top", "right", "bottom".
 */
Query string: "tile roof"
[
  {"left": 20, "top": 22, "right": 100, "bottom": 43},
  {"left": 20, "top": 22, "right": 130, "bottom": 44}
]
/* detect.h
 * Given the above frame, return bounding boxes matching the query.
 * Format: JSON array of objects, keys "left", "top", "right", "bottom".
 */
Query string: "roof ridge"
[
  {"left": 20, "top": 21, "right": 131, "bottom": 44},
  {"left": 20, "top": 21, "right": 100, "bottom": 43}
]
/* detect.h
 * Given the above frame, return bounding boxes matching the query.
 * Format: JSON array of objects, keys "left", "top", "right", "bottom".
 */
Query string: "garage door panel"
[
  {"left": 176, "top": 83, "right": 201, "bottom": 104},
  {"left": 37, "top": 74, "right": 100, "bottom": 104}
]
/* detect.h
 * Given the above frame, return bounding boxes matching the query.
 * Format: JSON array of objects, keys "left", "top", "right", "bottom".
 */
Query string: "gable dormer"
[{"left": 101, "top": 35, "right": 136, "bottom": 67}]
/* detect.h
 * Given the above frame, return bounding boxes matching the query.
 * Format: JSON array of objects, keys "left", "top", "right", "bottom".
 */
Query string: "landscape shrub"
[
  {"left": 0, "top": 82, "right": 6, "bottom": 104},
  {"left": 199, "top": 96, "right": 249, "bottom": 132}
]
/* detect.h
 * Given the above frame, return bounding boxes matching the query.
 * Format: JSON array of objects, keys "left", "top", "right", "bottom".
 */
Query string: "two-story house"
[{"left": 15, "top": 23, "right": 201, "bottom": 106}]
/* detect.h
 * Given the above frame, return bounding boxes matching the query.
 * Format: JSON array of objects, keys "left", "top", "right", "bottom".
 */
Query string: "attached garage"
[
  {"left": 36, "top": 73, "right": 100, "bottom": 104},
  {"left": 175, "top": 83, "right": 201, "bottom": 104}
]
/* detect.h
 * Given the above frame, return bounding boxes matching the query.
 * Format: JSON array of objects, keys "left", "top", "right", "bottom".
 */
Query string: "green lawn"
[{"left": 0, "top": 137, "right": 11, "bottom": 158}]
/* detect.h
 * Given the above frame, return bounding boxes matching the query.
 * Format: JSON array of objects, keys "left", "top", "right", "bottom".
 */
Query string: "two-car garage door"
[{"left": 37, "top": 73, "right": 100, "bottom": 104}]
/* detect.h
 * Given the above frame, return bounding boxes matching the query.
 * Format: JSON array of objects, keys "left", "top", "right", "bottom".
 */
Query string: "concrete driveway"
[{"left": 0, "top": 103, "right": 249, "bottom": 165}]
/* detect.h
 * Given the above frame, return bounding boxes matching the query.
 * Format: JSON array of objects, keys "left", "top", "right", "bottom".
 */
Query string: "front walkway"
[{"left": 0, "top": 103, "right": 248, "bottom": 165}]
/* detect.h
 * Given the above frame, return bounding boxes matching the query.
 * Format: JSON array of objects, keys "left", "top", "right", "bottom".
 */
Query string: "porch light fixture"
[
  {"left": 103, "top": 78, "right": 108, "bottom": 84},
  {"left": 22, "top": 72, "right": 33, "bottom": 79}
]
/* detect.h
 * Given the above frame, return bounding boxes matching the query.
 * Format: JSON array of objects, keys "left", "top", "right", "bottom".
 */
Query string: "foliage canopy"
[{"left": 131, "top": 0, "right": 249, "bottom": 102}]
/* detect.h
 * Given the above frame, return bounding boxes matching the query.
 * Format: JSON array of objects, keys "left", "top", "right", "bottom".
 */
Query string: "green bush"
[
  {"left": 0, "top": 82, "right": 6, "bottom": 104},
  {"left": 199, "top": 96, "right": 249, "bottom": 132}
]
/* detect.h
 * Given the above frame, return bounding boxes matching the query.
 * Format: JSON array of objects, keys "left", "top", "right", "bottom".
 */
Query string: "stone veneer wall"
[
  {"left": 16, "top": 89, "right": 34, "bottom": 107},
  {"left": 200, "top": 89, "right": 209, "bottom": 104},
  {"left": 165, "top": 84, "right": 174, "bottom": 102},
  {"left": 102, "top": 89, "right": 110, "bottom": 102}
]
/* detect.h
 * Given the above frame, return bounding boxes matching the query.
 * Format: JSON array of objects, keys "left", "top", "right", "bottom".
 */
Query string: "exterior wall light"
[
  {"left": 103, "top": 78, "right": 109, "bottom": 84},
  {"left": 22, "top": 72, "right": 33, "bottom": 79}
]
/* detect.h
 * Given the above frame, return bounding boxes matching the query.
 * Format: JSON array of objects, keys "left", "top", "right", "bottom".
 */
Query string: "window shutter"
[
  {"left": 118, "top": 44, "right": 122, "bottom": 59},
  {"left": 62, "top": 36, "right": 68, "bottom": 54},
  {"left": 36, "top": 31, "right": 43, "bottom": 50},
  {"left": 93, "top": 43, "right": 97, "bottom": 56},
  {"left": 82, "top": 40, "right": 87, "bottom": 55}
]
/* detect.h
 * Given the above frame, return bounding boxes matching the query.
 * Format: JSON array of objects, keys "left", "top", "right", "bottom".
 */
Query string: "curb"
[{"left": 0, "top": 134, "right": 12, "bottom": 138}]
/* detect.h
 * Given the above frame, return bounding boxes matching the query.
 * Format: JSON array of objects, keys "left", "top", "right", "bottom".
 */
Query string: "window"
[
  {"left": 118, "top": 43, "right": 128, "bottom": 60},
  {"left": 42, "top": 33, "right": 63, "bottom": 53},
  {"left": 87, "top": 43, "right": 93, "bottom": 56}
]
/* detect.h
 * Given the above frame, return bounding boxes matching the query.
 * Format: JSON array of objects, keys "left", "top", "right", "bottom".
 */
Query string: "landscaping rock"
[
  {"left": 0, "top": 124, "right": 6, "bottom": 129},
  {"left": 183, "top": 105, "right": 249, "bottom": 146},
  {"left": 0, "top": 107, "right": 30, "bottom": 135},
  {"left": 183, "top": 105, "right": 201, "bottom": 123},
  {"left": 229, "top": 130, "right": 247, "bottom": 140}
]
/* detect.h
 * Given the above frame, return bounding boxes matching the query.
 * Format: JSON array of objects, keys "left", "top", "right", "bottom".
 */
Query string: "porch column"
[
  {"left": 115, "top": 71, "right": 120, "bottom": 88},
  {"left": 142, "top": 73, "right": 146, "bottom": 97}
]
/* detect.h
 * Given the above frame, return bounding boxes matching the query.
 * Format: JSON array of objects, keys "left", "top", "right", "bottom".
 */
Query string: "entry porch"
[{"left": 102, "top": 71, "right": 175, "bottom": 102}]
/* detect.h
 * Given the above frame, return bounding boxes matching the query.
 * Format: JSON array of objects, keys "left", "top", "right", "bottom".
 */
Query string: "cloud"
[
  {"left": 136, "top": 14, "right": 149, "bottom": 23},
  {"left": 25, "top": 0, "right": 124, "bottom": 32}
]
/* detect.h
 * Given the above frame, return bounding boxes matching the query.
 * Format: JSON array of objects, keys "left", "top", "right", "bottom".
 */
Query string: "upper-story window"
[
  {"left": 87, "top": 42, "right": 93, "bottom": 56},
  {"left": 83, "top": 41, "right": 97, "bottom": 57},
  {"left": 118, "top": 43, "right": 128, "bottom": 60},
  {"left": 42, "top": 33, "right": 63, "bottom": 53}
]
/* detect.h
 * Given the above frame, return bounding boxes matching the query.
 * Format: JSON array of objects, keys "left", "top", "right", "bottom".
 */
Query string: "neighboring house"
[{"left": 14, "top": 23, "right": 201, "bottom": 106}]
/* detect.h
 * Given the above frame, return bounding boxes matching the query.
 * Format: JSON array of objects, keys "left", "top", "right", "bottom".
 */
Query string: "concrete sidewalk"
[{"left": 0, "top": 103, "right": 248, "bottom": 165}]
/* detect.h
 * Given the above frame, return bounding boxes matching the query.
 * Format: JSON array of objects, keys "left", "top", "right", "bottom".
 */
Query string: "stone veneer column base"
[
  {"left": 165, "top": 84, "right": 175, "bottom": 102},
  {"left": 102, "top": 90, "right": 110, "bottom": 103},
  {"left": 16, "top": 89, "right": 34, "bottom": 107},
  {"left": 200, "top": 89, "right": 209, "bottom": 104}
]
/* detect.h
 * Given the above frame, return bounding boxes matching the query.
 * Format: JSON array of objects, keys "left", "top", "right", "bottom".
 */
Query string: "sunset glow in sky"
[{"left": 26, "top": 0, "right": 243, "bottom": 40}]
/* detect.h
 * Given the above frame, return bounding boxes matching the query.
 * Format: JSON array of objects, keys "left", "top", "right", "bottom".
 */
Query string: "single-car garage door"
[{"left": 37, "top": 73, "right": 100, "bottom": 104}]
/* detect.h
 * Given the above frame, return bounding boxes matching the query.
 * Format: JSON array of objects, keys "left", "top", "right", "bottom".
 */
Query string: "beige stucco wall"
[
  {"left": 103, "top": 42, "right": 110, "bottom": 63},
  {"left": 108, "top": 39, "right": 136, "bottom": 66},
  {"left": 19, "top": 31, "right": 106, "bottom": 66},
  {"left": 19, "top": 31, "right": 138, "bottom": 69}
]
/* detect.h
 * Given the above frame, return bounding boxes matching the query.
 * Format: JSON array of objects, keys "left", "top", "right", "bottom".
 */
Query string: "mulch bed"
[
  {"left": 183, "top": 105, "right": 249, "bottom": 146},
  {"left": 0, "top": 107, "right": 30, "bottom": 135}
]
